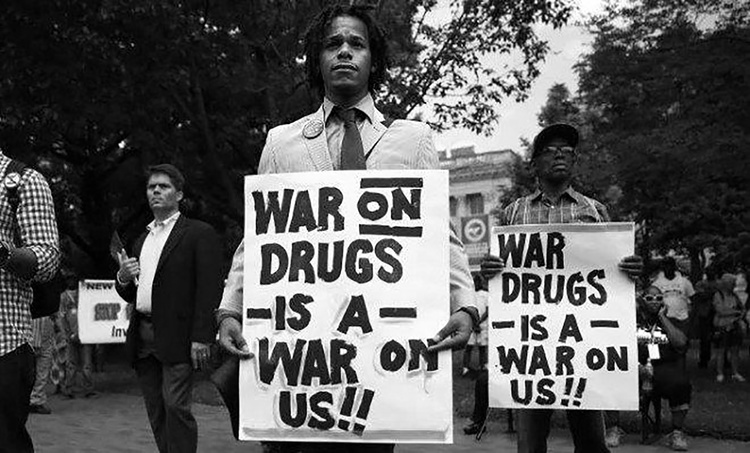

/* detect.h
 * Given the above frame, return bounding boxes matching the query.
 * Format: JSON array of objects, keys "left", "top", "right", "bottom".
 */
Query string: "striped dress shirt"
[{"left": 500, "top": 187, "right": 610, "bottom": 226}]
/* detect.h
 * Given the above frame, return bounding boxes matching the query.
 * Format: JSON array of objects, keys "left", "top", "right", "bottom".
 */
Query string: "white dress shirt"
[{"left": 136, "top": 212, "right": 180, "bottom": 315}]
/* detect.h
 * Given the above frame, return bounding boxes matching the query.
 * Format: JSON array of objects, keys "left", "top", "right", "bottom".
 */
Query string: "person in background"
[
  {"left": 116, "top": 164, "right": 223, "bottom": 453},
  {"left": 461, "top": 336, "right": 478, "bottom": 377},
  {"left": 740, "top": 266, "right": 750, "bottom": 358},
  {"left": 691, "top": 277, "right": 715, "bottom": 369},
  {"left": 28, "top": 315, "right": 56, "bottom": 414},
  {"left": 49, "top": 314, "right": 68, "bottom": 395},
  {"left": 735, "top": 265, "right": 748, "bottom": 307},
  {"left": 58, "top": 275, "right": 98, "bottom": 398},
  {"left": 464, "top": 273, "right": 490, "bottom": 435},
  {"left": 713, "top": 273, "right": 746, "bottom": 383},
  {"left": 605, "top": 286, "right": 692, "bottom": 451},
  {"left": 652, "top": 257, "right": 694, "bottom": 323}
]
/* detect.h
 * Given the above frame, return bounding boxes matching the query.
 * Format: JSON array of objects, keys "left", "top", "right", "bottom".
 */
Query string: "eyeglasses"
[
  {"left": 539, "top": 145, "right": 575, "bottom": 157},
  {"left": 643, "top": 295, "right": 664, "bottom": 302}
]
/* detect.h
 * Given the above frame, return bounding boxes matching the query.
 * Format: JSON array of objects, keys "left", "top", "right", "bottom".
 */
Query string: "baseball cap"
[{"left": 532, "top": 123, "right": 579, "bottom": 159}]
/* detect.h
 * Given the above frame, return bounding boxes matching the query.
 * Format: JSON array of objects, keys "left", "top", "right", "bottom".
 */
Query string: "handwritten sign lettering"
[
  {"left": 240, "top": 171, "right": 452, "bottom": 443},
  {"left": 488, "top": 223, "right": 638, "bottom": 410}
]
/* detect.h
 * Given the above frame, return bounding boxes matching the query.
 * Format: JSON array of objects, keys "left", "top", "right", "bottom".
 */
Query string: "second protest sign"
[
  {"left": 488, "top": 223, "right": 638, "bottom": 411},
  {"left": 77, "top": 279, "right": 130, "bottom": 344},
  {"left": 239, "top": 170, "right": 452, "bottom": 443}
]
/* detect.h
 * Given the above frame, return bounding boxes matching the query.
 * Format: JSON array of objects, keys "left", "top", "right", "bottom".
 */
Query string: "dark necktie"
[{"left": 338, "top": 108, "right": 366, "bottom": 170}]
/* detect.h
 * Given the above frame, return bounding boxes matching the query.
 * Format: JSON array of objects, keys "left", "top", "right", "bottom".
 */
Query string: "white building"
[{"left": 439, "top": 145, "right": 518, "bottom": 269}]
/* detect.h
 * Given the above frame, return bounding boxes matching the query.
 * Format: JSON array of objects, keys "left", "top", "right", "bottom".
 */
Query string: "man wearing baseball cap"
[{"left": 481, "top": 123, "right": 643, "bottom": 452}]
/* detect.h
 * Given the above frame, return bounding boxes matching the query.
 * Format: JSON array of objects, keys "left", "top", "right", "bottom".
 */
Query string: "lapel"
[
  {"left": 362, "top": 107, "right": 388, "bottom": 160},
  {"left": 302, "top": 106, "right": 334, "bottom": 172},
  {"left": 155, "top": 215, "right": 188, "bottom": 274}
]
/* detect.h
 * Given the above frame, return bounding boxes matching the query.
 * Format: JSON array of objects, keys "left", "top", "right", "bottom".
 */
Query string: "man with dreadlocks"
[{"left": 216, "top": 3, "right": 478, "bottom": 452}]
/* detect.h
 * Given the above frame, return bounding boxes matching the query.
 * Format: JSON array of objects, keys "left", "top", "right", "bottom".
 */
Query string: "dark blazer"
[{"left": 116, "top": 215, "right": 223, "bottom": 365}]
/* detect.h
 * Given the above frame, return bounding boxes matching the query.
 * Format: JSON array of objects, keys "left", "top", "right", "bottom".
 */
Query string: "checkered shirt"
[
  {"left": 0, "top": 152, "right": 60, "bottom": 357},
  {"left": 500, "top": 187, "right": 610, "bottom": 226}
]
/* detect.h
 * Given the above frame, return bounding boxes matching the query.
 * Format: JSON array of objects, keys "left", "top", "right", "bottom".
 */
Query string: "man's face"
[
  {"left": 147, "top": 173, "right": 182, "bottom": 214},
  {"left": 532, "top": 137, "right": 576, "bottom": 184},
  {"left": 319, "top": 15, "right": 372, "bottom": 105}
]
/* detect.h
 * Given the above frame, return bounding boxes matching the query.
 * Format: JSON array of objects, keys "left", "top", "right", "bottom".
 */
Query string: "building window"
[
  {"left": 449, "top": 196, "right": 457, "bottom": 216},
  {"left": 466, "top": 193, "right": 484, "bottom": 214}
]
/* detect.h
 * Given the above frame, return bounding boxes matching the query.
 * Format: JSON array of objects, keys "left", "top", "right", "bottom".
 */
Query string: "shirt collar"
[
  {"left": 147, "top": 211, "right": 180, "bottom": 231},
  {"left": 530, "top": 186, "right": 582, "bottom": 204},
  {"left": 322, "top": 93, "right": 375, "bottom": 125}
]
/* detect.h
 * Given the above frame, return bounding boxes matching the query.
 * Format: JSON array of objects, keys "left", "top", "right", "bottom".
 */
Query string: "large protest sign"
[
  {"left": 488, "top": 223, "right": 637, "bottom": 410},
  {"left": 78, "top": 279, "right": 131, "bottom": 344},
  {"left": 239, "top": 170, "right": 453, "bottom": 443}
]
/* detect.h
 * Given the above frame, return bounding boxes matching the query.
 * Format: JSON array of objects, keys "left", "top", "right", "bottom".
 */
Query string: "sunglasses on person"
[
  {"left": 539, "top": 145, "right": 575, "bottom": 157},
  {"left": 643, "top": 295, "right": 664, "bottom": 302}
]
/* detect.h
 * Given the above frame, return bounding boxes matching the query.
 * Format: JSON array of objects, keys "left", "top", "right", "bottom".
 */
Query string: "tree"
[
  {"left": 576, "top": 0, "right": 750, "bottom": 276},
  {"left": 0, "top": 0, "right": 574, "bottom": 276},
  {"left": 381, "top": 0, "right": 573, "bottom": 134},
  {"left": 496, "top": 82, "right": 622, "bottom": 221},
  {"left": 536, "top": 83, "right": 579, "bottom": 127}
]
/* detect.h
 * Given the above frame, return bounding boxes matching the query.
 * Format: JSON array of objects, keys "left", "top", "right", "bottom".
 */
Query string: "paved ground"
[{"left": 27, "top": 392, "right": 750, "bottom": 452}]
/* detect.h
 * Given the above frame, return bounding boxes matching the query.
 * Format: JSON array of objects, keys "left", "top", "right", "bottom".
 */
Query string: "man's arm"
[
  {"left": 218, "top": 240, "right": 244, "bottom": 315},
  {"left": 217, "top": 125, "right": 277, "bottom": 317},
  {"left": 217, "top": 129, "right": 278, "bottom": 358},
  {"left": 413, "top": 124, "right": 475, "bottom": 313},
  {"left": 449, "top": 224, "right": 475, "bottom": 313},
  {"left": 412, "top": 124, "right": 477, "bottom": 351},
  {"left": 216, "top": 240, "right": 251, "bottom": 357},
  {"left": 257, "top": 127, "right": 276, "bottom": 175},
  {"left": 3, "top": 168, "right": 60, "bottom": 281}
]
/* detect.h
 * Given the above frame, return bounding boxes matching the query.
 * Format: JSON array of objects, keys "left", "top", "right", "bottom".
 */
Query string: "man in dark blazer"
[{"left": 116, "top": 164, "right": 223, "bottom": 453}]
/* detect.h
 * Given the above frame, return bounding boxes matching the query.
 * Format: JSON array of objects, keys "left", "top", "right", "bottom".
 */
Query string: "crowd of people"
[{"left": 0, "top": 3, "right": 744, "bottom": 453}]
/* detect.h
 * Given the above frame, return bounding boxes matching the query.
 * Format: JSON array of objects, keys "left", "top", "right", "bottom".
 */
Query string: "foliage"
[
  {"left": 0, "top": 0, "right": 573, "bottom": 275},
  {"left": 575, "top": 0, "right": 750, "bottom": 274},
  {"left": 382, "top": 0, "right": 573, "bottom": 134}
]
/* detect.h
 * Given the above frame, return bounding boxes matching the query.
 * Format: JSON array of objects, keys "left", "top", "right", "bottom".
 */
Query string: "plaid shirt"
[
  {"left": 0, "top": 152, "right": 60, "bottom": 357},
  {"left": 500, "top": 187, "right": 610, "bottom": 226}
]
